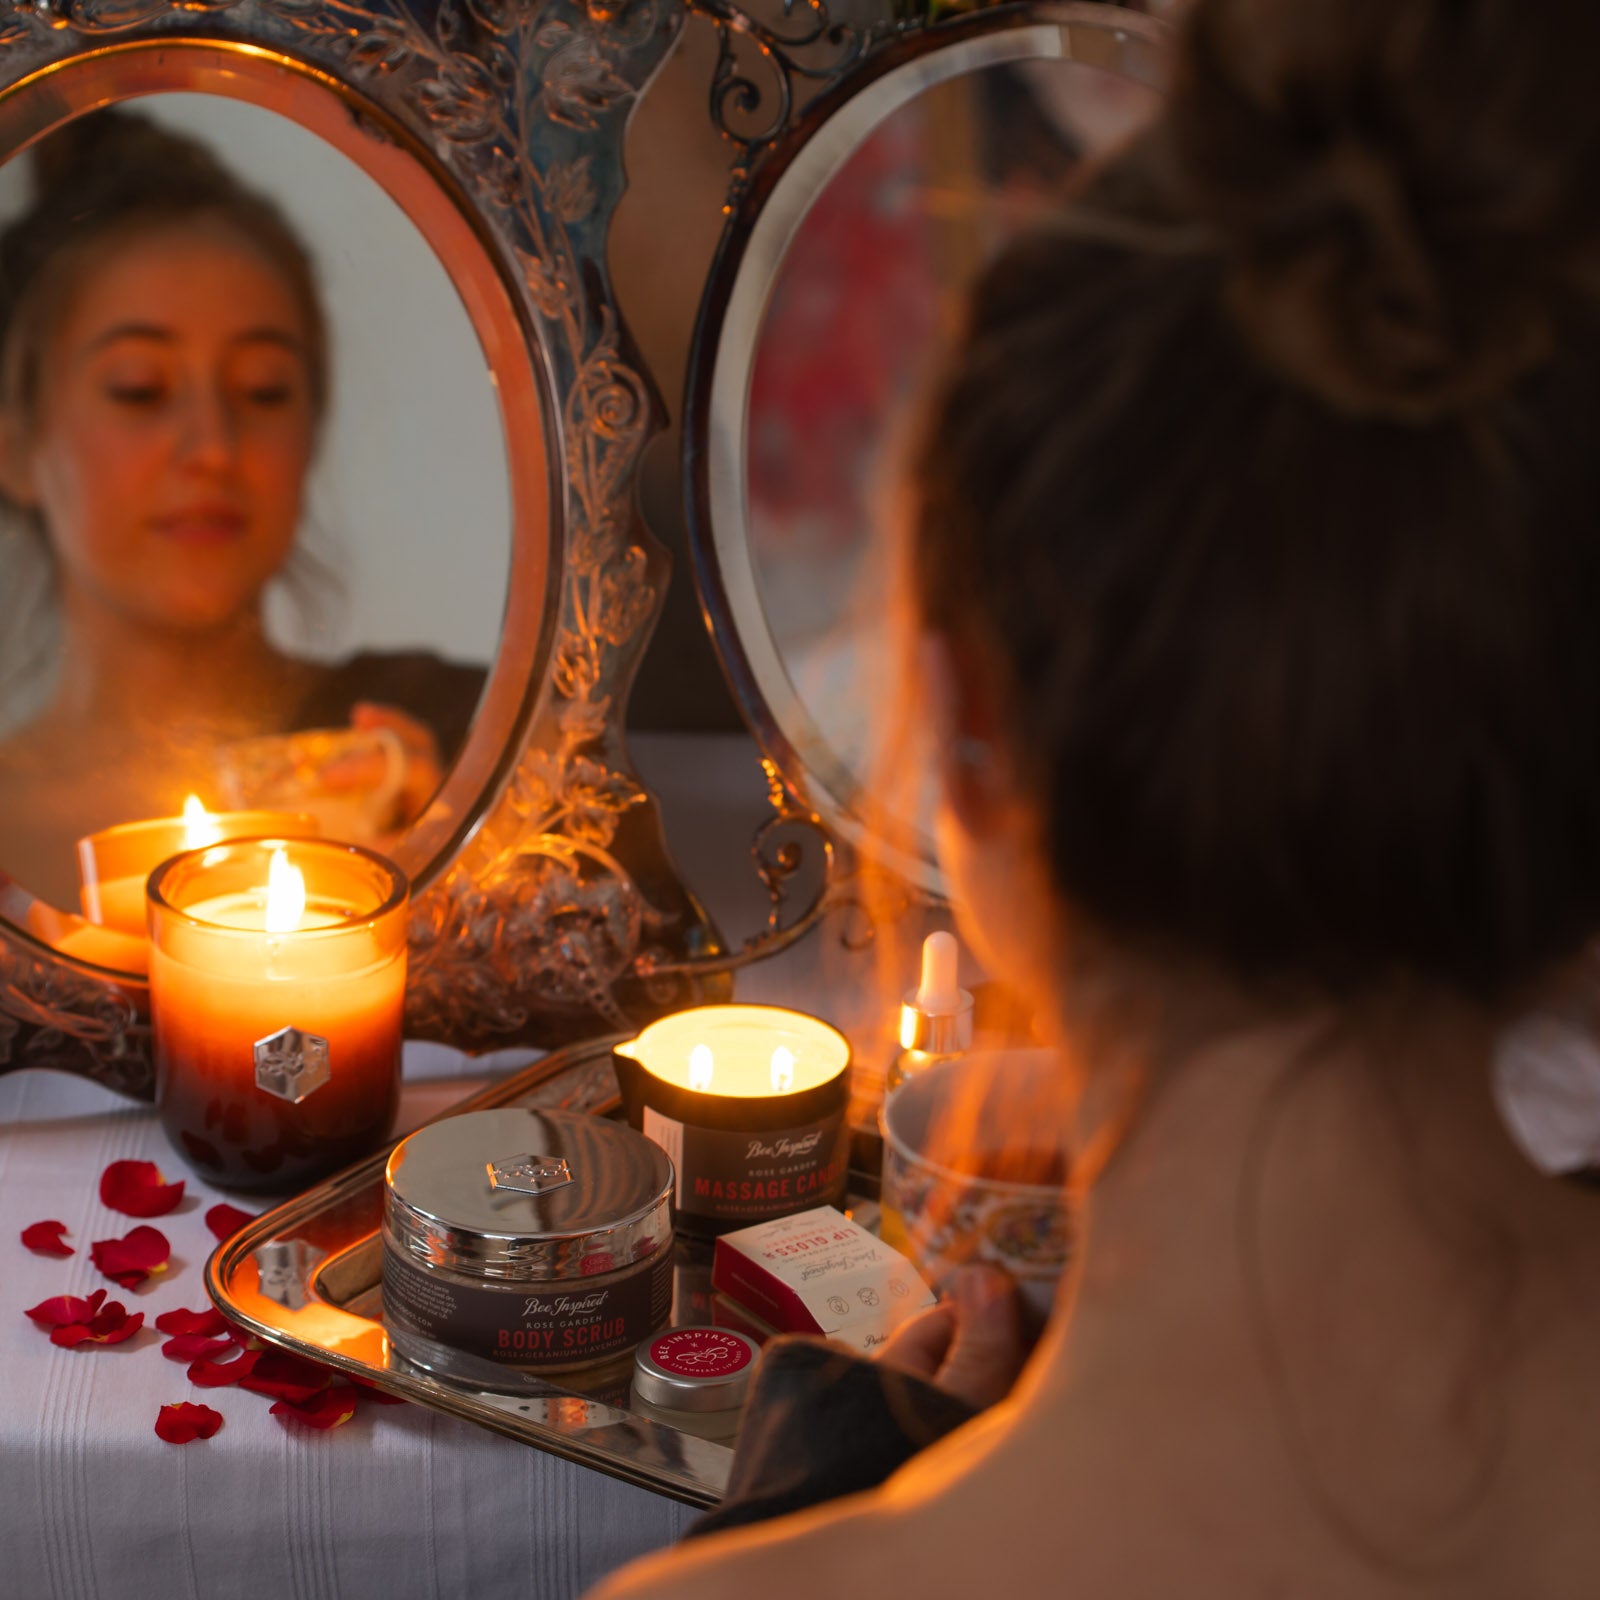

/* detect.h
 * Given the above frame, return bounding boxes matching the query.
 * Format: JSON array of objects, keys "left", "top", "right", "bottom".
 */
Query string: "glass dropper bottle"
[{"left": 887, "top": 930, "right": 974, "bottom": 1094}]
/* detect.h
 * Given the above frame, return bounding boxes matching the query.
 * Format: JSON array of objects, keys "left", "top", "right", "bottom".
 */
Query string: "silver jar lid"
[
  {"left": 385, "top": 1108, "right": 673, "bottom": 1281},
  {"left": 631, "top": 1326, "right": 761, "bottom": 1413}
]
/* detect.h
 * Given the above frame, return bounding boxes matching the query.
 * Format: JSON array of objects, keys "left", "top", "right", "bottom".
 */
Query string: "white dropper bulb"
[{"left": 915, "top": 930, "right": 963, "bottom": 1015}]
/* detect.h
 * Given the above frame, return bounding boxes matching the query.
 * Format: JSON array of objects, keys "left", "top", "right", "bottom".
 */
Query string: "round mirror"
[
  {"left": 0, "top": 45, "right": 556, "bottom": 968},
  {"left": 689, "top": 6, "right": 1167, "bottom": 892}
]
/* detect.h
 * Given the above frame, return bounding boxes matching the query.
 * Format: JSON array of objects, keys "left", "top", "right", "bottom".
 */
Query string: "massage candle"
[
  {"left": 613, "top": 1005, "right": 852, "bottom": 1236},
  {"left": 147, "top": 837, "right": 407, "bottom": 1192},
  {"left": 79, "top": 798, "right": 317, "bottom": 940},
  {"left": 630, "top": 1326, "right": 761, "bottom": 1441},
  {"left": 382, "top": 1108, "right": 674, "bottom": 1385}
]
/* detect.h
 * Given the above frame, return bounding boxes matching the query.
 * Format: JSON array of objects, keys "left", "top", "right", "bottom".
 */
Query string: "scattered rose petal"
[
  {"left": 239, "top": 1350, "right": 334, "bottom": 1405},
  {"left": 269, "top": 1385, "right": 358, "bottom": 1431},
  {"left": 155, "top": 1306, "right": 229, "bottom": 1338},
  {"left": 90, "top": 1225, "right": 171, "bottom": 1289},
  {"left": 51, "top": 1299, "right": 143, "bottom": 1348},
  {"left": 25, "top": 1290, "right": 107, "bottom": 1328},
  {"left": 204, "top": 1204, "right": 256, "bottom": 1242},
  {"left": 155, "top": 1402, "right": 223, "bottom": 1444},
  {"left": 160, "top": 1333, "right": 234, "bottom": 1363},
  {"left": 188, "top": 1347, "right": 260, "bottom": 1388},
  {"left": 21, "top": 1220, "right": 74, "bottom": 1257},
  {"left": 100, "top": 1160, "right": 184, "bottom": 1218}
]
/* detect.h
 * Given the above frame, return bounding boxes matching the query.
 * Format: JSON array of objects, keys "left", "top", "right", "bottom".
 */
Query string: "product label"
[
  {"left": 642, "top": 1110, "right": 849, "bottom": 1222},
  {"left": 712, "top": 1204, "right": 936, "bottom": 1350},
  {"left": 382, "top": 1242, "right": 672, "bottom": 1368},
  {"left": 647, "top": 1327, "right": 754, "bottom": 1380}
]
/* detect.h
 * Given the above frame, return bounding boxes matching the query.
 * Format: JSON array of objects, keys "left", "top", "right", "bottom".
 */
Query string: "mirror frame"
[
  {"left": 684, "top": 1, "right": 1169, "bottom": 895},
  {"left": 0, "top": 0, "right": 727, "bottom": 1097}
]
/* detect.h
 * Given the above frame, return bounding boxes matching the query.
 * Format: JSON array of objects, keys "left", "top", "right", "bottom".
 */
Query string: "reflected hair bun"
[
  {"left": 27, "top": 105, "right": 229, "bottom": 202},
  {"left": 1163, "top": 0, "right": 1600, "bottom": 421}
]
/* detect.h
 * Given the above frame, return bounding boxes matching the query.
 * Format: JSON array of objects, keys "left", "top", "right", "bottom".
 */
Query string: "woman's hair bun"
[{"left": 1162, "top": 0, "right": 1600, "bottom": 421}]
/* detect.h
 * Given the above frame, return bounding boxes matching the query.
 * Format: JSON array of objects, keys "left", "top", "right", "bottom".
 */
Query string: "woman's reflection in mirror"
[{"left": 0, "top": 110, "right": 482, "bottom": 906}]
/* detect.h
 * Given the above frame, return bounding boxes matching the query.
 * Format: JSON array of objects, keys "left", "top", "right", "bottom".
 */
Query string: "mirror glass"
[
  {"left": 701, "top": 28, "right": 1164, "bottom": 887},
  {"left": 0, "top": 93, "right": 512, "bottom": 916}
]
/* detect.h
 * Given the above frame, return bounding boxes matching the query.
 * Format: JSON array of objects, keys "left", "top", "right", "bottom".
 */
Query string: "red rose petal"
[
  {"left": 100, "top": 1160, "right": 185, "bottom": 1218},
  {"left": 89, "top": 1225, "right": 171, "bottom": 1289},
  {"left": 161, "top": 1333, "right": 234, "bottom": 1363},
  {"left": 21, "top": 1220, "right": 74, "bottom": 1257},
  {"left": 204, "top": 1204, "right": 256, "bottom": 1242},
  {"left": 239, "top": 1350, "right": 334, "bottom": 1406},
  {"left": 155, "top": 1306, "right": 229, "bottom": 1338},
  {"left": 45, "top": 1297, "right": 142, "bottom": 1348},
  {"left": 25, "top": 1290, "right": 107, "bottom": 1328},
  {"left": 350, "top": 1377, "right": 406, "bottom": 1406},
  {"left": 188, "top": 1347, "right": 260, "bottom": 1388},
  {"left": 154, "top": 1402, "right": 223, "bottom": 1444},
  {"left": 269, "top": 1385, "right": 358, "bottom": 1431}
]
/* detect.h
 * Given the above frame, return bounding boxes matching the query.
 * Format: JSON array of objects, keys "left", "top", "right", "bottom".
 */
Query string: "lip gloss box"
[{"left": 710, "top": 1204, "right": 935, "bottom": 1352}]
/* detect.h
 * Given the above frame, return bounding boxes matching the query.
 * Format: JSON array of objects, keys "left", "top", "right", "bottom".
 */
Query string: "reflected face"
[{"left": 15, "top": 219, "right": 317, "bottom": 634}]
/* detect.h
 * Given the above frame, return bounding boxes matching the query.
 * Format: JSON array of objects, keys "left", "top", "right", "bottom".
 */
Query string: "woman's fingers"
[
  {"left": 933, "top": 1264, "right": 1028, "bottom": 1410},
  {"left": 874, "top": 1300, "right": 957, "bottom": 1381}
]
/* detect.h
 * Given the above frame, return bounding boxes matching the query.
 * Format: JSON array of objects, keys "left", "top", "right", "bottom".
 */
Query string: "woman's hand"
[
  {"left": 316, "top": 703, "right": 444, "bottom": 830},
  {"left": 873, "top": 1263, "right": 1030, "bottom": 1411}
]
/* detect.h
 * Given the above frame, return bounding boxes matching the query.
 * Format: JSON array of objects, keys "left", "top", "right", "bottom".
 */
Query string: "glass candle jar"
[
  {"left": 613, "top": 1005, "right": 853, "bottom": 1235},
  {"left": 147, "top": 837, "right": 408, "bottom": 1193}
]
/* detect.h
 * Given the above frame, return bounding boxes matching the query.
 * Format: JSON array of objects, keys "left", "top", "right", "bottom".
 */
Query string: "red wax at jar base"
[{"left": 156, "top": 1025, "right": 401, "bottom": 1192}]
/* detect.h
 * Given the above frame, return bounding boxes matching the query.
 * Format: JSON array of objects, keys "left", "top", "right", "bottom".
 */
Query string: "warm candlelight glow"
[
  {"left": 770, "top": 1046, "right": 796, "bottom": 1093},
  {"left": 265, "top": 848, "right": 306, "bottom": 934},
  {"left": 181, "top": 795, "right": 221, "bottom": 850},
  {"left": 689, "top": 1044, "right": 715, "bottom": 1093}
]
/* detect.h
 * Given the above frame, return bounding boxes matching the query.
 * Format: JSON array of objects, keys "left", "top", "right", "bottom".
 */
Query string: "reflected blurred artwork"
[{"left": 745, "top": 60, "right": 1160, "bottom": 833}]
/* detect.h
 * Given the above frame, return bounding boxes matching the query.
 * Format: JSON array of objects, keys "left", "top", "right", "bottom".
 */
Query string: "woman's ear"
[
  {"left": 920, "top": 629, "right": 1019, "bottom": 835},
  {"left": 0, "top": 409, "right": 38, "bottom": 509}
]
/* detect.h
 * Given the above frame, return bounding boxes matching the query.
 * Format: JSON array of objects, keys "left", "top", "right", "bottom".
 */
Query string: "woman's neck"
[{"left": 44, "top": 595, "right": 315, "bottom": 750}]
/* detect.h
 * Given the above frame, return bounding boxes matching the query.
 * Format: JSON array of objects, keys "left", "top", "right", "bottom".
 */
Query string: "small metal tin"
[
  {"left": 382, "top": 1108, "right": 674, "bottom": 1384},
  {"left": 631, "top": 1326, "right": 761, "bottom": 1440}
]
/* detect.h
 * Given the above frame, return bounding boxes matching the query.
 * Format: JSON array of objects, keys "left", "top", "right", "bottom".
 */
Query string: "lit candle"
[
  {"left": 147, "top": 837, "right": 408, "bottom": 1194},
  {"left": 77, "top": 798, "right": 319, "bottom": 943},
  {"left": 613, "top": 1005, "right": 852, "bottom": 1234}
]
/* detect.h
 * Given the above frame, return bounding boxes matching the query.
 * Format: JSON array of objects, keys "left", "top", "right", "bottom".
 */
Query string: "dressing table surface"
[{"left": 0, "top": 734, "right": 859, "bottom": 1600}]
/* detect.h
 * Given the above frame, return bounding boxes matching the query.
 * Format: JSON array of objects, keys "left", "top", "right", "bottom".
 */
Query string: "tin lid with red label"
[{"left": 631, "top": 1326, "right": 760, "bottom": 1413}]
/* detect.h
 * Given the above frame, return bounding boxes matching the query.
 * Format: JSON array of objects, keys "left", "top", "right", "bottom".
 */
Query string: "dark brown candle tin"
[
  {"left": 382, "top": 1108, "right": 673, "bottom": 1386},
  {"left": 613, "top": 1006, "right": 852, "bottom": 1236}
]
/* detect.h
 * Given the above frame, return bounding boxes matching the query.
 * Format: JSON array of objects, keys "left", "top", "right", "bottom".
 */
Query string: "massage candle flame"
[
  {"left": 264, "top": 847, "right": 307, "bottom": 934},
  {"left": 181, "top": 795, "right": 221, "bottom": 850},
  {"left": 689, "top": 1044, "right": 715, "bottom": 1093},
  {"left": 770, "top": 1046, "right": 796, "bottom": 1094}
]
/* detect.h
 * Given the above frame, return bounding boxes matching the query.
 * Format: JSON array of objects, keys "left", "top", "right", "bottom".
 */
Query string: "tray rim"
[{"left": 203, "top": 1035, "right": 733, "bottom": 1509}]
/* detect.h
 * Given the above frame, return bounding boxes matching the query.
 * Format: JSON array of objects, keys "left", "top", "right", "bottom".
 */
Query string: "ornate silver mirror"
[
  {"left": 0, "top": 0, "right": 726, "bottom": 1094},
  {"left": 686, "top": 2, "right": 1168, "bottom": 894}
]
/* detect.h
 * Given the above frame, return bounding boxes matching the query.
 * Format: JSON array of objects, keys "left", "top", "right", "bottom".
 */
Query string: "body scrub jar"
[{"left": 382, "top": 1108, "right": 674, "bottom": 1386}]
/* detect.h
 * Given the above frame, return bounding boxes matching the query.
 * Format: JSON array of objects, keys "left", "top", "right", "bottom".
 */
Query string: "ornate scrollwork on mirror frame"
[{"left": 0, "top": 0, "right": 735, "bottom": 1095}]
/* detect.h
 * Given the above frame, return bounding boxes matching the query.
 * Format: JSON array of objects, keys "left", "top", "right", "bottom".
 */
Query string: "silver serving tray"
[{"left": 205, "top": 1037, "right": 737, "bottom": 1508}]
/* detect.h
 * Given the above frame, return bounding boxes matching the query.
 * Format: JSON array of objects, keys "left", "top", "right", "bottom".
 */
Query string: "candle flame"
[
  {"left": 770, "top": 1046, "right": 796, "bottom": 1094},
  {"left": 689, "top": 1044, "right": 715, "bottom": 1093},
  {"left": 181, "top": 794, "right": 221, "bottom": 850},
  {"left": 264, "top": 847, "right": 306, "bottom": 934}
]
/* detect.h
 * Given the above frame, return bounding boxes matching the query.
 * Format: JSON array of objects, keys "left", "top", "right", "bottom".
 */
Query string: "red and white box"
[{"left": 710, "top": 1204, "right": 935, "bottom": 1352}]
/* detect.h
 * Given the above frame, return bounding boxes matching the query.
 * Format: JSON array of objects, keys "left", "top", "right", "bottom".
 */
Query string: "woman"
[
  {"left": 0, "top": 110, "right": 481, "bottom": 907},
  {"left": 596, "top": 0, "right": 1600, "bottom": 1593}
]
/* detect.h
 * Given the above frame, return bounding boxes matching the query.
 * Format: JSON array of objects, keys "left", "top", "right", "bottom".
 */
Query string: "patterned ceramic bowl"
[{"left": 879, "top": 1050, "right": 1072, "bottom": 1327}]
